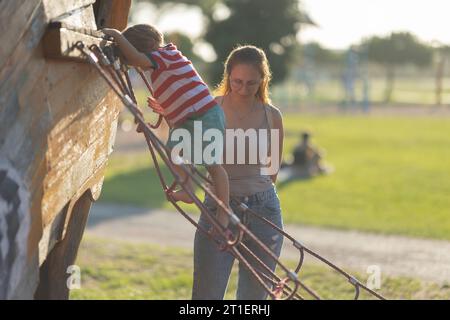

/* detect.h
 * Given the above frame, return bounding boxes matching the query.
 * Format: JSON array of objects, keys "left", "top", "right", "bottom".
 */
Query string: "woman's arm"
[
  {"left": 102, "top": 28, "right": 153, "bottom": 69},
  {"left": 270, "top": 107, "right": 284, "bottom": 184}
]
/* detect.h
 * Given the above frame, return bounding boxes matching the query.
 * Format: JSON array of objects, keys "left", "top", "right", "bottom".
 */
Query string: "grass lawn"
[
  {"left": 280, "top": 114, "right": 450, "bottom": 239},
  {"left": 99, "top": 113, "right": 450, "bottom": 240},
  {"left": 70, "top": 236, "right": 450, "bottom": 300},
  {"left": 272, "top": 77, "right": 450, "bottom": 106}
]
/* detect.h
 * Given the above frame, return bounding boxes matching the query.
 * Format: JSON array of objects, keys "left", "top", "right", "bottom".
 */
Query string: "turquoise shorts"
[{"left": 166, "top": 104, "right": 226, "bottom": 166}]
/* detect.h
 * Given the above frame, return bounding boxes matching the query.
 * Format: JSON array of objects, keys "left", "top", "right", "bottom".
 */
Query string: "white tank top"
[{"left": 219, "top": 96, "right": 275, "bottom": 196}]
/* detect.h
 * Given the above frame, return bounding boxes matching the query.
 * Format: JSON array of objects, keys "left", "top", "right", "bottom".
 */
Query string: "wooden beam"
[
  {"left": 94, "top": 0, "right": 131, "bottom": 30},
  {"left": 42, "top": 23, "right": 113, "bottom": 62},
  {"left": 43, "top": 0, "right": 96, "bottom": 21}
]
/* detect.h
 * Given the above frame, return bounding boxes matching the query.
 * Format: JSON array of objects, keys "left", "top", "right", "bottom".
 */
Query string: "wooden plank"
[
  {"left": 22, "top": 86, "right": 119, "bottom": 241},
  {"left": 56, "top": 4, "right": 97, "bottom": 30},
  {"left": 0, "top": 0, "right": 41, "bottom": 71},
  {"left": 38, "top": 203, "right": 66, "bottom": 266},
  {"left": 37, "top": 161, "right": 105, "bottom": 268},
  {"left": 1, "top": 57, "right": 118, "bottom": 209},
  {"left": 35, "top": 190, "right": 93, "bottom": 299},
  {"left": 0, "top": 1, "right": 97, "bottom": 69},
  {"left": 43, "top": 26, "right": 112, "bottom": 62},
  {"left": 42, "top": 0, "right": 96, "bottom": 21},
  {"left": 41, "top": 90, "right": 120, "bottom": 227},
  {"left": 0, "top": 0, "right": 129, "bottom": 299},
  {"left": 0, "top": 45, "right": 49, "bottom": 265},
  {"left": 0, "top": 47, "right": 49, "bottom": 176},
  {"left": 0, "top": 1, "right": 47, "bottom": 79},
  {"left": 0, "top": 32, "right": 119, "bottom": 265}
]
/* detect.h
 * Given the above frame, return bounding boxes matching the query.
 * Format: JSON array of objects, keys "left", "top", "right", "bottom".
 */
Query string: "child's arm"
[{"left": 102, "top": 28, "right": 154, "bottom": 69}]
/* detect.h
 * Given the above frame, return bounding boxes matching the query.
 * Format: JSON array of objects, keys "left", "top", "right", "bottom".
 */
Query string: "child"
[{"left": 102, "top": 24, "right": 230, "bottom": 228}]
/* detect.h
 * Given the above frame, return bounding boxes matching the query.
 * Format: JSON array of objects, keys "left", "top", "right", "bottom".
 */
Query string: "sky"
[
  {"left": 130, "top": 0, "right": 450, "bottom": 59},
  {"left": 300, "top": 0, "right": 450, "bottom": 49}
]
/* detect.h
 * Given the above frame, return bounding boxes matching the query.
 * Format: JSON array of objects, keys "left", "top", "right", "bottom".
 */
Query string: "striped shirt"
[{"left": 145, "top": 43, "right": 216, "bottom": 126}]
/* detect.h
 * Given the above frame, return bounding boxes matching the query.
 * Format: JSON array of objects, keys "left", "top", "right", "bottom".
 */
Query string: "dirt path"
[{"left": 86, "top": 202, "right": 450, "bottom": 285}]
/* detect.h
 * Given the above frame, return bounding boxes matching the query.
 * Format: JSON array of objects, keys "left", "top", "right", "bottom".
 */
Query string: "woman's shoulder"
[
  {"left": 265, "top": 103, "right": 282, "bottom": 120},
  {"left": 263, "top": 103, "right": 283, "bottom": 130}
]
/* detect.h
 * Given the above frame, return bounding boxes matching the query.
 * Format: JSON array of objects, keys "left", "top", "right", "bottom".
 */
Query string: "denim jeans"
[{"left": 192, "top": 186, "right": 284, "bottom": 300}]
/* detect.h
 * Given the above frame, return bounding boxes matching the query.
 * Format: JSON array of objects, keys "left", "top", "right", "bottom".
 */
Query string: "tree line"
[{"left": 133, "top": 0, "right": 449, "bottom": 105}]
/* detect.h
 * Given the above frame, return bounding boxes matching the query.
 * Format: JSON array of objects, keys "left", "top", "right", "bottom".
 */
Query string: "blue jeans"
[{"left": 192, "top": 186, "right": 284, "bottom": 300}]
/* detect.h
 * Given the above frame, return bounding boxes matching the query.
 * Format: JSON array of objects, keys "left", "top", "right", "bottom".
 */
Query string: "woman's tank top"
[{"left": 220, "top": 96, "right": 275, "bottom": 196}]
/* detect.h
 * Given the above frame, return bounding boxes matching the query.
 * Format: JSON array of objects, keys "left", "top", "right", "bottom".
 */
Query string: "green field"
[
  {"left": 280, "top": 114, "right": 450, "bottom": 239},
  {"left": 100, "top": 113, "right": 450, "bottom": 240},
  {"left": 272, "top": 77, "right": 450, "bottom": 107},
  {"left": 70, "top": 237, "right": 450, "bottom": 300}
]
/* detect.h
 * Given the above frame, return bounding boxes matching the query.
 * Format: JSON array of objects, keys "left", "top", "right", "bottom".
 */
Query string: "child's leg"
[
  {"left": 167, "top": 161, "right": 195, "bottom": 204},
  {"left": 205, "top": 164, "right": 230, "bottom": 228}
]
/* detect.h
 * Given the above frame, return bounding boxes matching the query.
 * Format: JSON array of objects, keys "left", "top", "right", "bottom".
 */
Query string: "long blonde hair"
[{"left": 214, "top": 45, "right": 272, "bottom": 105}]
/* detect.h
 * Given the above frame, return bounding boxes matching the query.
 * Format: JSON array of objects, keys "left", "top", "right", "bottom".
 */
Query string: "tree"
[
  {"left": 302, "top": 42, "right": 344, "bottom": 66},
  {"left": 135, "top": 0, "right": 314, "bottom": 85},
  {"left": 363, "top": 32, "right": 432, "bottom": 103},
  {"left": 164, "top": 31, "right": 200, "bottom": 63},
  {"left": 204, "top": 0, "right": 306, "bottom": 85}
]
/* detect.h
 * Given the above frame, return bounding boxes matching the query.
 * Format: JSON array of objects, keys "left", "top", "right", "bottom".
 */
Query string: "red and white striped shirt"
[{"left": 145, "top": 43, "right": 216, "bottom": 126}]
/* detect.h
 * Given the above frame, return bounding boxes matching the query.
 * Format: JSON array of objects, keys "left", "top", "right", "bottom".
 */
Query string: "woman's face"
[{"left": 229, "top": 63, "right": 262, "bottom": 98}]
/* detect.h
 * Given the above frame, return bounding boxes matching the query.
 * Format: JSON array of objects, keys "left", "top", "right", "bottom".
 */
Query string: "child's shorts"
[{"left": 166, "top": 104, "right": 226, "bottom": 166}]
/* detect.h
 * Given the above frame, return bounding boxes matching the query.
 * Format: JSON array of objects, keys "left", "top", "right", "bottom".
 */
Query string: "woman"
[{"left": 192, "top": 45, "right": 284, "bottom": 300}]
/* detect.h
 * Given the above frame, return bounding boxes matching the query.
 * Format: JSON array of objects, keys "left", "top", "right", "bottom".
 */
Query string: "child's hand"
[
  {"left": 101, "top": 28, "right": 121, "bottom": 39},
  {"left": 147, "top": 96, "right": 164, "bottom": 115}
]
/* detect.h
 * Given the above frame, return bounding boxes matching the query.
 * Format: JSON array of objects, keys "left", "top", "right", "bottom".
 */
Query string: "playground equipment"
[
  {"left": 342, "top": 45, "right": 370, "bottom": 112},
  {"left": 0, "top": 0, "right": 131, "bottom": 299},
  {"left": 74, "top": 41, "right": 385, "bottom": 300}
]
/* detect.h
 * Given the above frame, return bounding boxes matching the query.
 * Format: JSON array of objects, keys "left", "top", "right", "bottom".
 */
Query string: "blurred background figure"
[
  {"left": 341, "top": 46, "right": 359, "bottom": 109},
  {"left": 279, "top": 131, "right": 332, "bottom": 183}
]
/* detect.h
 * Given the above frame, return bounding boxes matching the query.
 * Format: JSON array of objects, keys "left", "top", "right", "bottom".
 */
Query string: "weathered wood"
[
  {"left": 42, "top": 90, "right": 120, "bottom": 228},
  {"left": 0, "top": 1, "right": 131, "bottom": 300},
  {"left": 42, "top": 0, "right": 96, "bottom": 21},
  {"left": 0, "top": 0, "right": 41, "bottom": 72},
  {"left": 94, "top": 0, "right": 131, "bottom": 30},
  {"left": 35, "top": 165, "right": 107, "bottom": 299},
  {"left": 34, "top": 191, "right": 92, "bottom": 300},
  {"left": 0, "top": 5, "right": 47, "bottom": 92},
  {"left": 0, "top": 164, "right": 31, "bottom": 299},
  {"left": 43, "top": 26, "right": 112, "bottom": 62},
  {"left": 3, "top": 38, "right": 119, "bottom": 231},
  {"left": 55, "top": 4, "right": 97, "bottom": 30}
]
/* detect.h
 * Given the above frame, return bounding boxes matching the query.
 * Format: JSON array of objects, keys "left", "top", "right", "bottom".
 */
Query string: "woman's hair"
[
  {"left": 215, "top": 45, "right": 272, "bottom": 105},
  {"left": 122, "top": 24, "right": 164, "bottom": 53}
]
